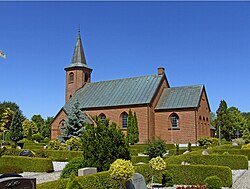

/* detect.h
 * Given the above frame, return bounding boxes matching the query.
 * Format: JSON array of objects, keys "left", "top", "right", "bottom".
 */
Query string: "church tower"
[{"left": 64, "top": 31, "right": 92, "bottom": 103}]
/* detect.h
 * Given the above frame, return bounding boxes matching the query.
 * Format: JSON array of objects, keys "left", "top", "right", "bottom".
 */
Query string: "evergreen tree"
[
  {"left": 81, "top": 118, "right": 130, "bottom": 171},
  {"left": 9, "top": 110, "right": 23, "bottom": 143},
  {"left": 61, "top": 101, "right": 86, "bottom": 141},
  {"left": 126, "top": 110, "right": 139, "bottom": 145},
  {"left": 31, "top": 114, "right": 44, "bottom": 132},
  {"left": 41, "top": 116, "right": 53, "bottom": 138}
]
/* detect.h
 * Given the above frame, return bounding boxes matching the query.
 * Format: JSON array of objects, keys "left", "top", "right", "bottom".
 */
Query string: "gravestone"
[
  {"left": 18, "top": 150, "right": 35, "bottom": 157},
  {"left": 126, "top": 173, "right": 147, "bottom": 189},
  {"left": 0, "top": 177, "right": 36, "bottom": 189},
  {"left": 78, "top": 167, "right": 97, "bottom": 176}
]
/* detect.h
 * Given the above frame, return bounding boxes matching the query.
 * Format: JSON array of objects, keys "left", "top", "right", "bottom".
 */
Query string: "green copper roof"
[
  {"left": 63, "top": 74, "right": 163, "bottom": 112},
  {"left": 156, "top": 85, "right": 203, "bottom": 110},
  {"left": 65, "top": 31, "right": 91, "bottom": 70}
]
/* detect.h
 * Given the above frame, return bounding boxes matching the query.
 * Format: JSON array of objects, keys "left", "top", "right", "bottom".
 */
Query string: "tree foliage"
[
  {"left": 41, "top": 116, "right": 53, "bottom": 138},
  {"left": 126, "top": 109, "right": 139, "bottom": 145},
  {"left": 81, "top": 118, "right": 130, "bottom": 171},
  {"left": 214, "top": 100, "right": 248, "bottom": 141},
  {"left": 9, "top": 110, "right": 24, "bottom": 142},
  {"left": 31, "top": 114, "right": 44, "bottom": 132},
  {"left": 146, "top": 138, "right": 167, "bottom": 159},
  {"left": 60, "top": 101, "right": 86, "bottom": 141},
  {"left": 22, "top": 119, "right": 38, "bottom": 139}
]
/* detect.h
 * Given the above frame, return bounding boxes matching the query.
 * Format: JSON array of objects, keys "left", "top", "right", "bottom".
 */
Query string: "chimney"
[{"left": 158, "top": 67, "right": 165, "bottom": 75}]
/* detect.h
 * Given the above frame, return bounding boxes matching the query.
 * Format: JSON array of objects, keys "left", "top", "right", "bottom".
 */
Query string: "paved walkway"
[{"left": 231, "top": 162, "right": 250, "bottom": 189}]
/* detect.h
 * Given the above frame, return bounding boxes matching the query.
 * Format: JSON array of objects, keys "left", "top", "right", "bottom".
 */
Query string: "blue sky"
[{"left": 0, "top": 1, "right": 249, "bottom": 119}]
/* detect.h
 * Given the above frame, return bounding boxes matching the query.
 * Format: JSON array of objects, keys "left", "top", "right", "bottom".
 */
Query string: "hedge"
[
  {"left": 165, "top": 154, "right": 248, "bottom": 170},
  {"left": 42, "top": 150, "right": 83, "bottom": 161},
  {"left": 207, "top": 149, "right": 250, "bottom": 160},
  {"left": 0, "top": 165, "right": 23, "bottom": 174},
  {"left": 37, "top": 163, "right": 232, "bottom": 189},
  {"left": 0, "top": 156, "right": 53, "bottom": 172},
  {"left": 166, "top": 164, "right": 232, "bottom": 187},
  {"left": 37, "top": 171, "right": 120, "bottom": 189}
]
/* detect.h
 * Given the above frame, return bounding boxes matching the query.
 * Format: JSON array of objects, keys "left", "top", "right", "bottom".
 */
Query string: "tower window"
[
  {"left": 69, "top": 72, "right": 74, "bottom": 83},
  {"left": 121, "top": 112, "right": 128, "bottom": 128},
  {"left": 170, "top": 113, "right": 179, "bottom": 128}
]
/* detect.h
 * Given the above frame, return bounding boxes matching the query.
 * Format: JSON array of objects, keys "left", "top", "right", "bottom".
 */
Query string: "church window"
[
  {"left": 121, "top": 112, "right": 128, "bottom": 128},
  {"left": 85, "top": 73, "right": 89, "bottom": 82},
  {"left": 69, "top": 72, "right": 74, "bottom": 83},
  {"left": 170, "top": 113, "right": 179, "bottom": 128},
  {"left": 99, "top": 113, "right": 106, "bottom": 124}
]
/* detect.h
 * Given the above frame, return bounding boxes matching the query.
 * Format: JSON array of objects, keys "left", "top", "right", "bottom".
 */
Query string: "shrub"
[
  {"left": 145, "top": 138, "right": 167, "bottom": 159},
  {"left": 131, "top": 156, "right": 149, "bottom": 164},
  {"left": 188, "top": 142, "right": 192, "bottom": 152},
  {"left": 47, "top": 139, "right": 66, "bottom": 150},
  {"left": 242, "top": 143, "right": 250, "bottom": 149},
  {"left": 60, "top": 157, "right": 87, "bottom": 179},
  {"left": 129, "top": 144, "right": 148, "bottom": 155},
  {"left": 198, "top": 137, "right": 212, "bottom": 147},
  {"left": 109, "top": 159, "right": 134, "bottom": 186},
  {"left": 66, "top": 136, "right": 82, "bottom": 151},
  {"left": 149, "top": 156, "right": 166, "bottom": 171},
  {"left": 0, "top": 156, "right": 53, "bottom": 172},
  {"left": 176, "top": 144, "right": 180, "bottom": 155},
  {"left": 165, "top": 154, "right": 248, "bottom": 170},
  {"left": 0, "top": 165, "right": 23, "bottom": 174},
  {"left": 32, "top": 133, "right": 44, "bottom": 142},
  {"left": 166, "top": 164, "right": 232, "bottom": 187},
  {"left": 66, "top": 173, "right": 83, "bottom": 189},
  {"left": 207, "top": 149, "right": 250, "bottom": 160},
  {"left": 162, "top": 170, "right": 174, "bottom": 187},
  {"left": 232, "top": 138, "right": 245, "bottom": 145},
  {"left": 204, "top": 175, "right": 223, "bottom": 189},
  {"left": 41, "top": 150, "right": 83, "bottom": 161}
]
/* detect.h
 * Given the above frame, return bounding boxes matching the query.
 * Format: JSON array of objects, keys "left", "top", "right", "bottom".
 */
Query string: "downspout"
[
  {"left": 195, "top": 108, "right": 198, "bottom": 146},
  {"left": 147, "top": 104, "right": 150, "bottom": 141}
]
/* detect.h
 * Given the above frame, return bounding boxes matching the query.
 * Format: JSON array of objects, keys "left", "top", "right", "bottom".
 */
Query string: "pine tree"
[
  {"left": 9, "top": 110, "right": 23, "bottom": 143},
  {"left": 61, "top": 101, "right": 86, "bottom": 141}
]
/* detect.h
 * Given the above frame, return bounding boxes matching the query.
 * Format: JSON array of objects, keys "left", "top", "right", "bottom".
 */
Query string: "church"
[{"left": 51, "top": 31, "right": 211, "bottom": 144}]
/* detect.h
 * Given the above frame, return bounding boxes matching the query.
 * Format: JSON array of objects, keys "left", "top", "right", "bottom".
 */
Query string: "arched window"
[
  {"left": 121, "top": 112, "right": 128, "bottom": 128},
  {"left": 99, "top": 113, "right": 106, "bottom": 124},
  {"left": 170, "top": 113, "right": 179, "bottom": 128},
  {"left": 58, "top": 119, "right": 65, "bottom": 134},
  {"left": 85, "top": 73, "right": 89, "bottom": 82},
  {"left": 69, "top": 72, "right": 74, "bottom": 83}
]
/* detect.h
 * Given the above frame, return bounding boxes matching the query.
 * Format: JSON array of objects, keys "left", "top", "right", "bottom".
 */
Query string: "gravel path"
[{"left": 231, "top": 162, "right": 250, "bottom": 189}]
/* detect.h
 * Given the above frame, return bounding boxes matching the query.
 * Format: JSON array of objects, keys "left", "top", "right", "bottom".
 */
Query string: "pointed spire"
[{"left": 71, "top": 30, "right": 87, "bottom": 65}]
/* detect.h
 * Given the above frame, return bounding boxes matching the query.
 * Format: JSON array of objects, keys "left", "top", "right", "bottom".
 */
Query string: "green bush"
[
  {"left": 166, "top": 164, "right": 232, "bottom": 187},
  {"left": 66, "top": 173, "right": 83, "bottom": 189},
  {"left": 204, "top": 175, "right": 223, "bottom": 189},
  {"left": 32, "top": 133, "right": 44, "bottom": 142},
  {"left": 42, "top": 150, "right": 83, "bottom": 161},
  {"left": 145, "top": 138, "right": 167, "bottom": 159},
  {"left": 165, "top": 154, "right": 248, "bottom": 170},
  {"left": 47, "top": 139, "right": 66, "bottom": 150},
  {"left": 0, "top": 156, "right": 53, "bottom": 172},
  {"left": 60, "top": 157, "right": 87, "bottom": 179},
  {"left": 37, "top": 171, "right": 120, "bottom": 189},
  {"left": 208, "top": 149, "right": 250, "bottom": 160},
  {"left": 66, "top": 136, "right": 82, "bottom": 151},
  {"left": 162, "top": 170, "right": 173, "bottom": 187},
  {"left": 131, "top": 156, "right": 149, "bottom": 164},
  {"left": 129, "top": 144, "right": 148, "bottom": 155},
  {"left": 0, "top": 165, "right": 23, "bottom": 174},
  {"left": 3, "top": 148, "right": 22, "bottom": 156}
]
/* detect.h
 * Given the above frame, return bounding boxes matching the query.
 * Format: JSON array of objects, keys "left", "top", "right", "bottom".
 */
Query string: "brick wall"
[{"left": 51, "top": 109, "right": 67, "bottom": 140}]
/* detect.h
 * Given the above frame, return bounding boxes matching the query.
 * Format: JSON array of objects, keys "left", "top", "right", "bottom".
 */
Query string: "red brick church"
[{"left": 51, "top": 31, "right": 211, "bottom": 144}]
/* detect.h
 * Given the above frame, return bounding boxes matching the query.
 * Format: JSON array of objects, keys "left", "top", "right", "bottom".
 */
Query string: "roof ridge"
[
  {"left": 88, "top": 74, "right": 162, "bottom": 85},
  {"left": 166, "top": 84, "right": 204, "bottom": 89}
]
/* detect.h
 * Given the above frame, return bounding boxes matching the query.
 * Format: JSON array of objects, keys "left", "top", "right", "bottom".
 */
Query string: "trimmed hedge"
[
  {"left": 207, "top": 149, "right": 250, "bottom": 160},
  {"left": 37, "top": 163, "right": 232, "bottom": 189},
  {"left": 165, "top": 154, "right": 248, "bottom": 170},
  {"left": 131, "top": 156, "right": 150, "bottom": 164},
  {"left": 43, "top": 150, "right": 83, "bottom": 161},
  {"left": 37, "top": 171, "right": 120, "bottom": 189},
  {"left": 167, "top": 164, "right": 232, "bottom": 187},
  {"left": 0, "top": 156, "right": 53, "bottom": 172},
  {"left": 0, "top": 165, "right": 23, "bottom": 174}
]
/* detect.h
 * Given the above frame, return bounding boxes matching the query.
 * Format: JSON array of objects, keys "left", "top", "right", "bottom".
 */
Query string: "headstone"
[
  {"left": 126, "top": 173, "right": 147, "bottom": 189},
  {"left": 202, "top": 150, "right": 209, "bottom": 155},
  {"left": 18, "top": 150, "right": 35, "bottom": 157},
  {"left": 0, "top": 177, "right": 36, "bottom": 189},
  {"left": 78, "top": 167, "right": 97, "bottom": 176},
  {"left": 183, "top": 150, "right": 190, "bottom": 154}
]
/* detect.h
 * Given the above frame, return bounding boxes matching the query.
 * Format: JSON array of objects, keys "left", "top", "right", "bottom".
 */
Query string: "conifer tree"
[
  {"left": 126, "top": 110, "right": 139, "bottom": 145},
  {"left": 61, "top": 100, "right": 86, "bottom": 141},
  {"left": 9, "top": 110, "right": 23, "bottom": 143}
]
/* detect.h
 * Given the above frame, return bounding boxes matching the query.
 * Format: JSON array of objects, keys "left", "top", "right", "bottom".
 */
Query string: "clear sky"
[{"left": 0, "top": 1, "right": 249, "bottom": 119}]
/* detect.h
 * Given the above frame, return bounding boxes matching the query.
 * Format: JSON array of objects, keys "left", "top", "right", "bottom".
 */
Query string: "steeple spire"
[{"left": 71, "top": 30, "right": 87, "bottom": 66}]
